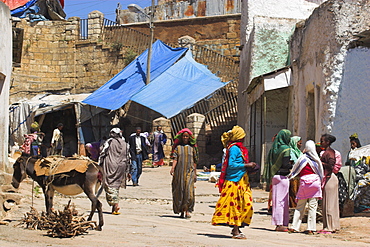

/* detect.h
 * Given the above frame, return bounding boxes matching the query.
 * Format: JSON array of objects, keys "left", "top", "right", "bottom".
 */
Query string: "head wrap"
[
  {"left": 349, "top": 133, "right": 358, "bottom": 139},
  {"left": 221, "top": 125, "right": 246, "bottom": 148},
  {"left": 175, "top": 128, "right": 193, "bottom": 136},
  {"left": 85, "top": 142, "right": 100, "bottom": 161},
  {"left": 289, "top": 136, "right": 303, "bottom": 163},
  {"left": 303, "top": 140, "right": 322, "bottom": 166},
  {"left": 31, "top": 122, "right": 40, "bottom": 131},
  {"left": 110, "top": 127, "right": 122, "bottom": 138},
  {"left": 289, "top": 140, "right": 324, "bottom": 181},
  {"left": 173, "top": 128, "right": 196, "bottom": 145},
  {"left": 349, "top": 133, "right": 361, "bottom": 148},
  {"left": 171, "top": 128, "right": 198, "bottom": 163}
]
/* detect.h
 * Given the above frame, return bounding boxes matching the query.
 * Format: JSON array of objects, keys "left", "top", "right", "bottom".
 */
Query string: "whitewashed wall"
[
  {"left": 331, "top": 47, "right": 370, "bottom": 157},
  {"left": 243, "top": 0, "right": 325, "bottom": 39},
  {"left": 290, "top": 1, "right": 370, "bottom": 162},
  {"left": 238, "top": 0, "right": 324, "bottom": 144},
  {"left": 0, "top": 2, "right": 12, "bottom": 171}
]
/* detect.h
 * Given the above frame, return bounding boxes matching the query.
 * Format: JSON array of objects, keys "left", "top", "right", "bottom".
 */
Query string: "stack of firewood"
[{"left": 18, "top": 201, "right": 97, "bottom": 237}]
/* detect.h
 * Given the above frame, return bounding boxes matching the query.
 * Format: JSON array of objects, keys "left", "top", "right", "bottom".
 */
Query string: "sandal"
[
  {"left": 306, "top": 230, "right": 315, "bottom": 235},
  {"left": 112, "top": 211, "right": 121, "bottom": 215},
  {"left": 318, "top": 230, "right": 332, "bottom": 234},
  {"left": 185, "top": 213, "right": 191, "bottom": 219},
  {"left": 232, "top": 233, "right": 246, "bottom": 239},
  {"left": 275, "top": 226, "right": 288, "bottom": 232},
  {"left": 112, "top": 204, "right": 120, "bottom": 214},
  {"left": 287, "top": 228, "right": 299, "bottom": 233}
]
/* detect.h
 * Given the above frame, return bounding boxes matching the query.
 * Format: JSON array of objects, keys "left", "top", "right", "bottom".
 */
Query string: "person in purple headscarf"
[{"left": 85, "top": 141, "right": 101, "bottom": 161}]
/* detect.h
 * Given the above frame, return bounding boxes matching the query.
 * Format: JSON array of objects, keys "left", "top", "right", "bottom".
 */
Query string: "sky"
[{"left": 64, "top": 0, "right": 154, "bottom": 20}]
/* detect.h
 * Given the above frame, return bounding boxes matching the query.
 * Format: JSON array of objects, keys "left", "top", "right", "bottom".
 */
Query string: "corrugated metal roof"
[{"left": 117, "top": 0, "right": 241, "bottom": 24}]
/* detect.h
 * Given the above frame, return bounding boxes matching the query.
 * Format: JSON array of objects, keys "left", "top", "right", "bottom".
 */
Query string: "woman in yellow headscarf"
[{"left": 212, "top": 126, "right": 258, "bottom": 239}]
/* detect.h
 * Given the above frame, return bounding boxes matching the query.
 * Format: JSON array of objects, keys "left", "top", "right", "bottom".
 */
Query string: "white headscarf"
[{"left": 289, "top": 140, "right": 324, "bottom": 181}]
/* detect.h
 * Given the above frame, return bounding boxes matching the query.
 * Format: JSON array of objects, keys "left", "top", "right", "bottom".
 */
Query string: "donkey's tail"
[
  {"left": 96, "top": 183, "right": 104, "bottom": 198},
  {"left": 95, "top": 164, "right": 105, "bottom": 198}
]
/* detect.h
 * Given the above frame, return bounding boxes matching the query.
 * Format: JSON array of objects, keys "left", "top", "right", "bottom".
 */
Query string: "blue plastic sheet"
[
  {"left": 131, "top": 51, "right": 228, "bottom": 118},
  {"left": 83, "top": 40, "right": 187, "bottom": 110}
]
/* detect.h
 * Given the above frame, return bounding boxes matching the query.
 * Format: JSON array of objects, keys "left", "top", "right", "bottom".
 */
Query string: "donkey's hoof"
[{"left": 96, "top": 226, "right": 102, "bottom": 231}]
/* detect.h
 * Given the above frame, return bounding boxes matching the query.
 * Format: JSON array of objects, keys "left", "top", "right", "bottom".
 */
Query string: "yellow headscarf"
[
  {"left": 350, "top": 133, "right": 358, "bottom": 139},
  {"left": 221, "top": 125, "right": 246, "bottom": 147},
  {"left": 30, "top": 121, "right": 40, "bottom": 131}
]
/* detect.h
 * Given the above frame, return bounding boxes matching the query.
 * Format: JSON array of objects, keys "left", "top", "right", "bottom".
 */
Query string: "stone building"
[
  {"left": 116, "top": 0, "right": 242, "bottom": 59},
  {"left": 10, "top": 0, "right": 240, "bottom": 166},
  {"left": 9, "top": 11, "right": 157, "bottom": 158},
  {"left": 0, "top": 2, "right": 12, "bottom": 171},
  {"left": 117, "top": 0, "right": 241, "bottom": 23},
  {"left": 238, "top": 0, "right": 325, "bottom": 165},
  {"left": 239, "top": 0, "right": 370, "bottom": 173},
  {"left": 10, "top": 11, "right": 127, "bottom": 104},
  {"left": 290, "top": 0, "right": 370, "bottom": 156}
]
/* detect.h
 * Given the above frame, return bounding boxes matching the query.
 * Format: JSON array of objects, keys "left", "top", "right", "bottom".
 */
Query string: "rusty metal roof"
[{"left": 117, "top": 0, "right": 241, "bottom": 24}]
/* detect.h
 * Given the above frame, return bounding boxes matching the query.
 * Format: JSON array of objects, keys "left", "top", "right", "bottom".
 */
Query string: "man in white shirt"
[
  {"left": 128, "top": 127, "right": 149, "bottom": 186},
  {"left": 51, "top": 123, "right": 64, "bottom": 155}
]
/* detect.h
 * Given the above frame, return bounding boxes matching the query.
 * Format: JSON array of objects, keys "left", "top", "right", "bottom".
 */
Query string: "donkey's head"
[{"left": 11, "top": 156, "right": 28, "bottom": 189}]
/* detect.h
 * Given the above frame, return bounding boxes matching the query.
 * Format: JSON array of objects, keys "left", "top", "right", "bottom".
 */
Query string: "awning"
[
  {"left": 82, "top": 40, "right": 188, "bottom": 110},
  {"left": 244, "top": 67, "right": 291, "bottom": 104},
  {"left": 9, "top": 93, "right": 100, "bottom": 145},
  {"left": 131, "top": 51, "right": 228, "bottom": 118},
  {"left": 33, "top": 93, "right": 92, "bottom": 116}
]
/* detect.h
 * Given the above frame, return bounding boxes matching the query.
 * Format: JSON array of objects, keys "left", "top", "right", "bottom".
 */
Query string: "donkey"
[{"left": 11, "top": 155, "right": 104, "bottom": 230}]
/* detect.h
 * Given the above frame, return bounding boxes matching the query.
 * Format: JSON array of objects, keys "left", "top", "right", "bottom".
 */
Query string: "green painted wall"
[{"left": 251, "top": 27, "right": 292, "bottom": 78}]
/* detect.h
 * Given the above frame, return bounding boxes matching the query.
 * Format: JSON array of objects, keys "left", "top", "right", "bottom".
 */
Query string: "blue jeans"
[
  {"left": 131, "top": 153, "right": 143, "bottom": 184},
  {"left": 31, "top": 145, "right": 39, "bottom": 156}
]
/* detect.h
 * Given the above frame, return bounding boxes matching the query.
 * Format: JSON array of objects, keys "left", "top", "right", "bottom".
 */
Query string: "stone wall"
[
  {"left": 122, "top": 15, "right": 241, "bottom": 59},
  {"left": 290, "top": 0, "right": 370, "bottom": 156},
  {"left": 186, "top": 113, "right": 206, "bottom": 167},
  {"left": 10, "top": 11, "right": 126, "bottom": 103},
  {"left": 10, "top": 11, "right": 240, "bottom": 104}
]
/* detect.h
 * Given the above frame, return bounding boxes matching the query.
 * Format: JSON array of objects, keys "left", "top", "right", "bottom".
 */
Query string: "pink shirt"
[{"left": 296, "top": 173, "right": 322, "bottom": 200}]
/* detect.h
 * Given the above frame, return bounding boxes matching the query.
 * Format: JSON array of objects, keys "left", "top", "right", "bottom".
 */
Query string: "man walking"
[{"left": 129, "top": 127, "right": 149, "bottom": 186}]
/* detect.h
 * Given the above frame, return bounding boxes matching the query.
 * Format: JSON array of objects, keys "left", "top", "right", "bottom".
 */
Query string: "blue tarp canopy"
[
  {"left": 131, "top": 51, "right": 228, "bottom": 118},
  {"left": 83, "top": 40, "right": 188, "bottom": 110}
]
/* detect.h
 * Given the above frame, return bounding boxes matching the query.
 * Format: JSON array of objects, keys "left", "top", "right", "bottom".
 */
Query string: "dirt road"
[{"left": 0, "top": 166, "right": 369, "bottom": 246}]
